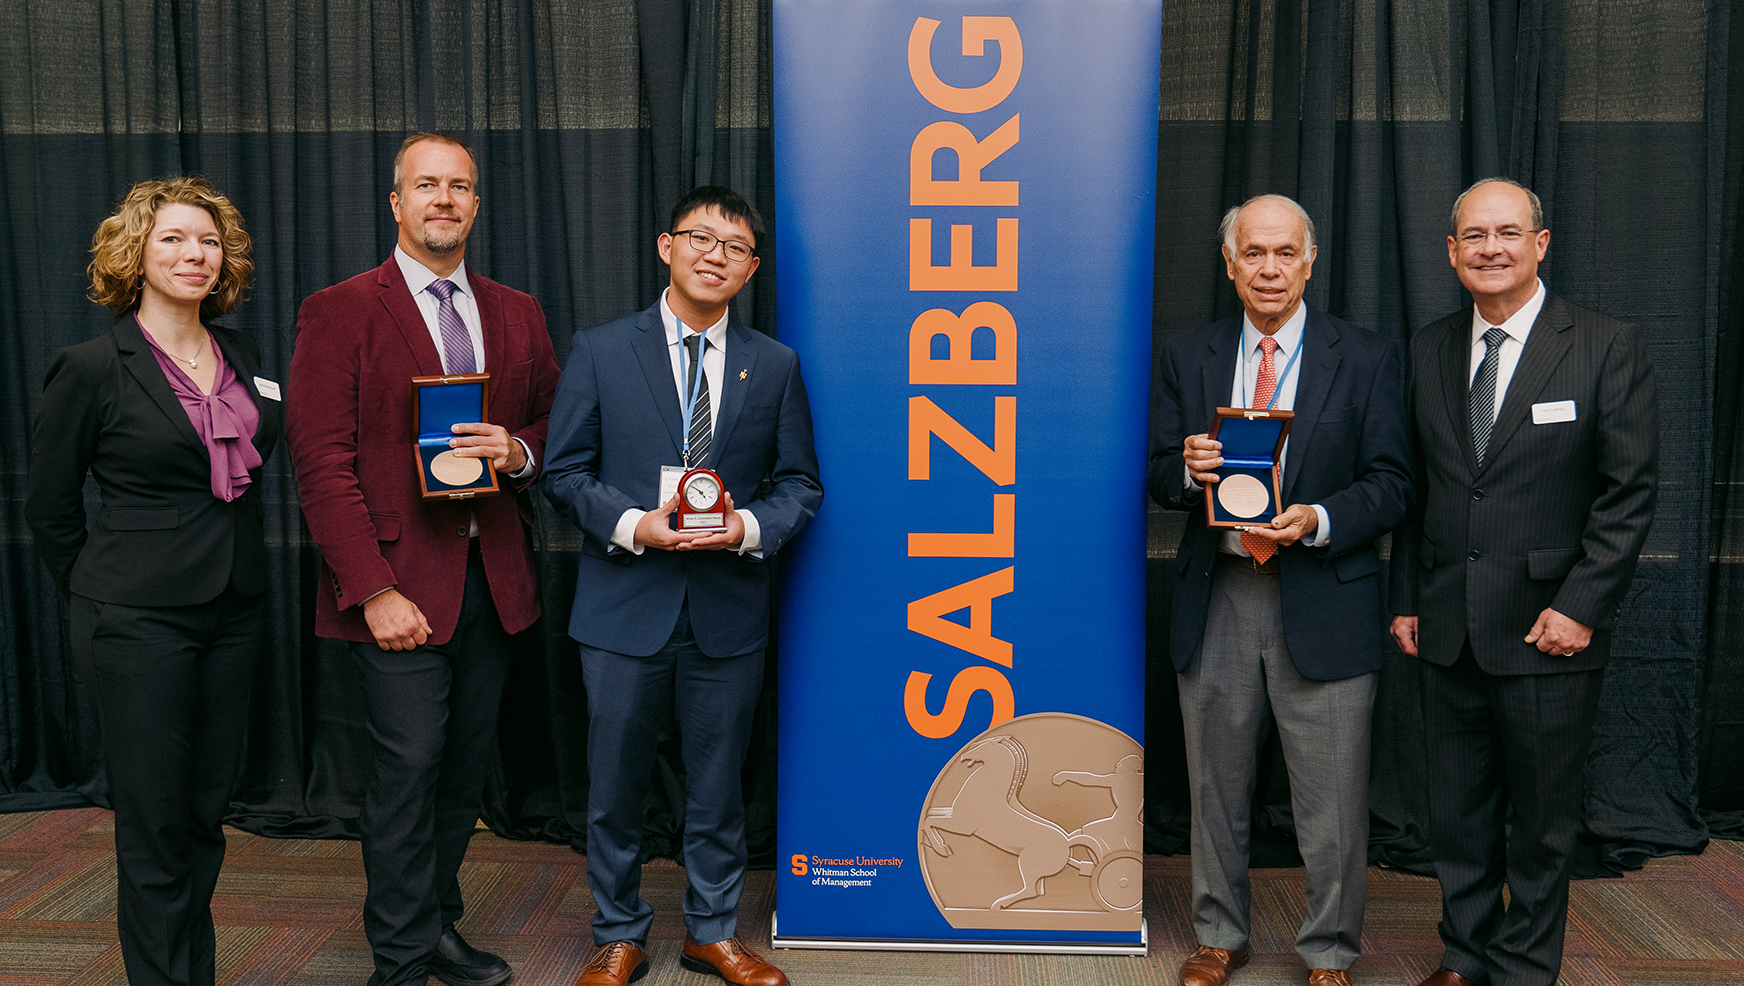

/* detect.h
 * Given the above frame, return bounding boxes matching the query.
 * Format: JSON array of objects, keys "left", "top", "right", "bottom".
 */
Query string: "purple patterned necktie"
[{"left": 428, "top": 279, "right": 476, "bottom": 374}]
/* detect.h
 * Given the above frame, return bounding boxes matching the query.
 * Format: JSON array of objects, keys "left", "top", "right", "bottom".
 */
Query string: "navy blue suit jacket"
[
  {"left": 1148, "top": 307, "right": 1412, "bottom": 681},
  {"left": 542, "top": 303, "right": 823, "bottom": 658}
]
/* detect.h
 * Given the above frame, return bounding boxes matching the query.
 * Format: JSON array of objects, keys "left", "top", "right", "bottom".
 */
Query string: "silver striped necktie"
[{"left": 1469, "top": 326, "right": 1508, "bottom": 468}]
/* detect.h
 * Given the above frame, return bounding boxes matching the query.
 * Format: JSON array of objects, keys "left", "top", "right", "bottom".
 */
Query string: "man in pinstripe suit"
[{"left": 1389, "top": 178, "right": 1659, "bottom": 986}]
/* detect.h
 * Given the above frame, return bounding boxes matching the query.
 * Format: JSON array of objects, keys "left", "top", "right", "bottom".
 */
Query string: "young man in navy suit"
[
  {"left": 543, "top": 187, "right": 822, "bottom": 986},
  {"left": 1149, "top": 195, "right": 1412, "bottom": 986},
  {"left": 1390, "top": 179, "right": 1658, "bottom": 986}
]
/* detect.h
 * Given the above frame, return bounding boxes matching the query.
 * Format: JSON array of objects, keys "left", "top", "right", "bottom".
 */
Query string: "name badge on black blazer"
[{"left": 1532, "top": 400, "right": 1576, "bottom": 424}]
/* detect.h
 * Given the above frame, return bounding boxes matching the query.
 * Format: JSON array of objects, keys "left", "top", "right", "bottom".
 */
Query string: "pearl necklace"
[{"left": 162, "top": 333, "right": 209, "bottom": 370}]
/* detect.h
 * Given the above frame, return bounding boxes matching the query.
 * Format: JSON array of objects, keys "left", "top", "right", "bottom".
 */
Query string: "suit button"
[
  {"left": 1468, "top": 549, "right": 1481, "bottom": 561},
  {"left": 457, "top": 527, "right": 468, "bottom": 537},
  {"left": 1472, "top": 488, "right": 1484, "bottom": 500}
]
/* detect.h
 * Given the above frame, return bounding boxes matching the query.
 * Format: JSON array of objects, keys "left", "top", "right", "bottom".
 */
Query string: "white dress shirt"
[
  {"left": 1468, "top": 278, "right": 1547, "bottom": 418},
  {"left": 610, "top": 289, "right": 764, "bottom": 556},
  {"left": 1185, "top": 302, "right": 1332, "bottom": 553}
]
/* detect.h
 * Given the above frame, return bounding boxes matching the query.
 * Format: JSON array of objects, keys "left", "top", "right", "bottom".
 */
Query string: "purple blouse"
[{"left": 141, "top": 320, "right": 263, "bottom": 502}]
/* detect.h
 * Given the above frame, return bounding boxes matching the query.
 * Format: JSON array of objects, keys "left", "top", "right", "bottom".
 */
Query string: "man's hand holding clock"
[
  {"left": 678, "top": 488, "right": 745, "bottom": 550},
  {"left": 633, "top": 467, "right": 744, "bottom": 551}
]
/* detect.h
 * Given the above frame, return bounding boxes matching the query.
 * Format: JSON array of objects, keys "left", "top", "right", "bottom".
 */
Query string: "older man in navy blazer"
[
  {"left": 1149, "top": 195, "right": 1412, "bottom": 986},
  {"left": 543, "top": 187, "right": 821, "bottom": 986}
]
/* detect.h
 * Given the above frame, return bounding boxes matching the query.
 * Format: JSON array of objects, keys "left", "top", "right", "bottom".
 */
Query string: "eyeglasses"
[
  {"left": 1457, "top": 227, "right": 1541, "bottom": 246},
  {"left": 673, "top": 229, "right": 755, "bottom": 263}
]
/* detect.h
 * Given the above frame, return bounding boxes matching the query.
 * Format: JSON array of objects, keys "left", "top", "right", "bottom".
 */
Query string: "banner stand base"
[{"left": 770, "top": 914, "right": 1148, "bottom": 956}]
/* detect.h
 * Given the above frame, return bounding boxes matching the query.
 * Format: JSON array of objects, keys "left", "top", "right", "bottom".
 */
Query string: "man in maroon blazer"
[{"left": 287, "top": 132, "right": 560, "bottom": 986}]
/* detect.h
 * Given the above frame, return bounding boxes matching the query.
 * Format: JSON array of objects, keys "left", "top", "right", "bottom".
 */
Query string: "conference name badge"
[
  {"left": 252, "top": 376, "right": 282, "bottom": 401},
  {"left": 1532, "top": 400, "right": 1576, "bottom": 424},
  {"left": 411, "top": 373, "right": 501, "bottom": 501},
  {"left": 1204, "top": 407, "right": 1294, "bottom": 529}
]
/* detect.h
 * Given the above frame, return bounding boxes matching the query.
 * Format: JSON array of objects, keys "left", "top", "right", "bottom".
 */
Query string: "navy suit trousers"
[{"left": 579, "top": 601, "right": 765, "bottom": 946}]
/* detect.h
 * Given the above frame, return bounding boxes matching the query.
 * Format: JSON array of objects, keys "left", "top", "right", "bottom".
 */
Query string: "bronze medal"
[
  {"left": 429, "top": 450, "right": 484, "bottom": 487},
  {"left": 1216, "top": 473, "right": 1269, "bottom": 519}
]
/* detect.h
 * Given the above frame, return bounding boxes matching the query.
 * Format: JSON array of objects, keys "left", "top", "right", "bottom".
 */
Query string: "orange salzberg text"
[
  {"left": 908, "top": 396, "right": 1015, "bottom": 485},
  {"left": 909, "top": 218, "right": 1017, "bottom": 292},
  {"left": 907, "top": 16, "right": 1023, "bottom": 114},
  {"left": 903, "top": 15, "right": 1024, "bottom": 741},
  {"left": 908, "top": 303, "right": 1016, "bottom": 386},
  {"left": 904, "top": 666, "right": 1016, "bottom": 740},
  {"left": 911, "top": 115, "right": 1020, "bottom": 207}
]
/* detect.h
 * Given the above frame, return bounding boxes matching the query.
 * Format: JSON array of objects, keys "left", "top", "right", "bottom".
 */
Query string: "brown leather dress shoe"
[
  {"left": 1307, "top": 970, "right": 1352, "bottom": 986},
  {"left": 1415, "top": 971, "right": 1474, "bottom": 986},
  {"left": 680, "top": 937, "right": 789, "bottom": 986},
  {"left": 1179, "top": 944, "right": 1252, "bottom": 986},
  {"left": 574, "top": 941, "right": 647, "bottom": 986}
]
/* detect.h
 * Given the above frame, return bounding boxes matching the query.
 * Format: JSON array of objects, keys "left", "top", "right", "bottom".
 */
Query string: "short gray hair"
[
  {"left": 1450, "top": 177, "right": 1543, "bottom": 234},
  {"left": 1220, "top": 194, "right": 1317, "bottom": 254}
]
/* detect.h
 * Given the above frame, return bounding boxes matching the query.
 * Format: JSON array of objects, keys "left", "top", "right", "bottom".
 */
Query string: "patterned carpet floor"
[{"left": 0, "top": 808, "right": 1740, "bottom": 985}]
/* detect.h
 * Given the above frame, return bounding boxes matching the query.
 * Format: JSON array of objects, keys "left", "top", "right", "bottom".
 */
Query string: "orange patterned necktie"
[{"left": 1240, "top": 336, "right": 1280, "bottom": 563}]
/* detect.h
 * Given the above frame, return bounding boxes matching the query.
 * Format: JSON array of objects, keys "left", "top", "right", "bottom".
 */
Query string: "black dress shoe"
[{"left": 428, "top": 926, "right": 512, "bottom": 986}]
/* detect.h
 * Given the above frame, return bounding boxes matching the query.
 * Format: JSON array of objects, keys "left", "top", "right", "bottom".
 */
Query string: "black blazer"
[
  {"left": 26, "top": 316, "right": 282, "bottom": 606},
  {"left": 1149, "top": 306, "right": 1413, "bottom": 681},
  {"left": 1388, "top": 293, "right": 1658, "bottom": 674}
]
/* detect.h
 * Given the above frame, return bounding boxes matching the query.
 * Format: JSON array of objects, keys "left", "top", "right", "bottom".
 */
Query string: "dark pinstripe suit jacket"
[{"left": 1389, "top": 293, "right": 1659, "bottom": 674}]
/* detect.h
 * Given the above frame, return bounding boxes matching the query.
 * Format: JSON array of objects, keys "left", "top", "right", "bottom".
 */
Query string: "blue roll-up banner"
[{"left": 774, "top": 0, "right": 1160, "bottom": 953}]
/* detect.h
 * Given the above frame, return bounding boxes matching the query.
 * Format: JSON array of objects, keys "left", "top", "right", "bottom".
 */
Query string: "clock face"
[{"left": 683, "top": 473, "right": 721, "bottom": 510}]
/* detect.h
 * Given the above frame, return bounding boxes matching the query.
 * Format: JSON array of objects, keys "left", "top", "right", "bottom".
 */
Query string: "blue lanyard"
[
  {"left": 679, "top": 332, "right": 708, "bottom": 467},
  {"left": 1242, "top": 335, "right": 1303, "bottom": 410}
]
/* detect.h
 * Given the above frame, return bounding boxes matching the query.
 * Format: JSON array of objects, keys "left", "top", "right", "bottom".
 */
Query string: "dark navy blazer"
[
  {"left": 542, "top": 303, "right": 823, "bottom": 658},
  {"left": 1148, "top": 306, "right": 1412, "bottom": 681}
]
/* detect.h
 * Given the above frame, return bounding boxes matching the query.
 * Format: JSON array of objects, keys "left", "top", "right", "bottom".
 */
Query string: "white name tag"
[
  {"left": 1532, "top": 400, "right": 1575, "bottom": 424},
  {"left": 253, "top": 376, "right": 282, "bottom": 401},
  {"left": 659, "top": 465, "right": 685, "bottom": 506}
]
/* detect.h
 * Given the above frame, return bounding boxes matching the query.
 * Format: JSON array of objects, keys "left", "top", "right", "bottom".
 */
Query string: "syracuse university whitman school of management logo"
[{"left": 916, "top": 713, "right": 1143, "bottom": 932}]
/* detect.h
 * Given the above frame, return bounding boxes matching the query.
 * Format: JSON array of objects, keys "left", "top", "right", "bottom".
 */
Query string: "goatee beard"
[{"left": 422, "top": 225, "right": 463, "bottom": 254}]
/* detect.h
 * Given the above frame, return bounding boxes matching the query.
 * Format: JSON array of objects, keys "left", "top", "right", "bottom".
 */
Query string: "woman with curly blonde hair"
[{"left": 25, "top": 175, "right": 280, "bottom": 986}]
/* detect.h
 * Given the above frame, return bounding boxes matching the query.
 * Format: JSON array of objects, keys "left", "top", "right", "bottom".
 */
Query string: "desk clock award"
[
  {"left": 412, "top": 373, "right": 501, "bottom": 501},
  {"left": 1204, "top": 407, "right": 1293, "bottom": 529},
  {"left": 675, "top": 467, "right": 729, "bottom": 533}
]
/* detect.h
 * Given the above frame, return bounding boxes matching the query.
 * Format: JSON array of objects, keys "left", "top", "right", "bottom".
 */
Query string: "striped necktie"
[
  {"left": 428, "top": 279, "right": 476, "bottom": 374},
  {"left": 1470, "top": 326, "right": 1508, "bottom": 468},
  {"left": 686, "top": 333, "right": 712, "bottom": 466}
]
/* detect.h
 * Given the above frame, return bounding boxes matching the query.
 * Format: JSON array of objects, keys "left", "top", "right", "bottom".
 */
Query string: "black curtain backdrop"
[{"left": 2, "top": 1, "right": 1739, "bottom": 880}]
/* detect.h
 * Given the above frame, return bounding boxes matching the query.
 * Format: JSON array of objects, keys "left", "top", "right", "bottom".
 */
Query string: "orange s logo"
[{"left": 791, "top": 854, "right": 808, "bottom": 876}]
